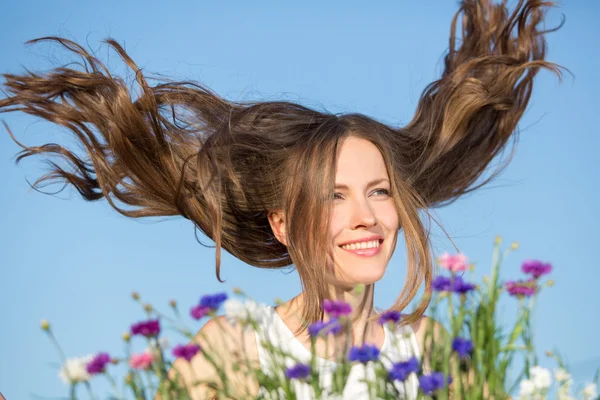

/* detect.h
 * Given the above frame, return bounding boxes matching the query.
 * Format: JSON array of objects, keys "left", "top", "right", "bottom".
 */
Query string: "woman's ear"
[{"left": 268, "top": 209, "right": 288, "bottom": 246}]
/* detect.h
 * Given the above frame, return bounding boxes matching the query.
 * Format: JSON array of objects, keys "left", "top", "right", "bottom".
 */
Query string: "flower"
[
  {"left": 172, "top": 343, "right": 201, "bottom": 362},
  {"left": 131, "top": 319, "right": 161, "bottom": 337},
  {"left": 223, "top": 298, "right": 267, "bottom": 326},
  {"left": 518, "top": 379, "right": 536, "bottom": 398},
  {"left": 388, "top": 357, "right": 419, "bottom": 381},
  {"left": 347, "top": 344, "right": 380, "bottom": 363},
  {"left": 190, "top": 305, "right": 212, "bottom": 320},
  {"left": 437, "top": 252, "right": 469, "bottom": 272},
  {"left": 432, "top": 276, "right": 452, "bottom": 292},
  {"left": 285, "top": 363, "right": 311, "bottom": 380},
  {"left": 59, "top": 355, "right": 93, "bottom": 384},
  {"left": 378, "top": 310, "right": 402, "bottom": 325},
  {"left": 86, "top": 352, "right": 111, "bottom": 374},
  {"left": 308, "top": 319, "right": 343, "bottom": 337},
  {"left": 582, "top": 383, "right": 597, "bottom": 399},
  {"left": 322, "top": 299, "right": 352, "bottom": 318},
  {"left": 40, "top": 319, "right": 50, "bottom": 331},
  {"left": 452, "top": 276, "right": 476, "bottom": 294},
  {"left": 554, "top": 368, "right": 572, "bottom": 384},
  {"left": 129, "top": 351, "right": 154, "bottom": 370},
  {"left": 530, "top": 366, "right": 552, "bottom": 389},
  {"left": 147, "top": 337, "right": 170, "bottom": 357},
  {"left": 506, "top": 280, "right": 537, "bottom": 298},
  {"left": 199, "top": 292, "right": 228, "bottom": 310},
  {"left": 452, "top": 337, "right": 473, "bottom": 358},
  {"left": 521, "top": 259, "right": 552, "bottom": 279},
  {"left": 419, "top": 372, "right": 452, "bottom": 395},
  {"left": 432, "top": 276, "right": 476, "bottom": 294}
]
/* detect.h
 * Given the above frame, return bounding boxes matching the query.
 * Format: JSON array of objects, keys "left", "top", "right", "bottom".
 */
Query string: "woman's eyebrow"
[{"left": 334, "top": 178, "right": 390, "bottom": 190}]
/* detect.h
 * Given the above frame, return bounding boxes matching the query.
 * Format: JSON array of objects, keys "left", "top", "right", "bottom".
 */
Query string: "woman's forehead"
[{"left": 335, "top": 137, "right": 389, "bottom": 185}]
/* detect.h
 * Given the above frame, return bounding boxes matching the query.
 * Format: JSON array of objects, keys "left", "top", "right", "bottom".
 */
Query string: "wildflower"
[
  {"left": 530, "top": 366, "right": 552, "bottom": 390},
  {"left": 505, "top": 280, "right": 537, "bottom": 298},
  {"left": 172, "top": 343, "right": 201, "bottom": 362},
  {"left": 437, "top": 252, "right": 469, "bottom": 272},
  {"left": 308, "top": 319, "right": 343, "bottom": 338},
  {"left": 190, "top": 305, "right": 212, "bottom": 320},
  {"left": 86, "top": 352, "right": 111, "bottom": 375},
  {"left": 129, "top": 351, "right": 154, "bottom": 370},
  {"left": 452, "top": 337, "right": 473, "bottom": 359},
  {"left": 554, "top": 368, "right": 572, "bottom": 384},
  {"left": 582, "top": 383, "right": 597, "bottom": 399},
  {"left": 199, "top": 292, "right": 228, "bottom": 310},
  {"left": 322, "top": 299, "right": 352, "bottom": 318},
  {"left": 131, "top": 292, "right": 140, "bottom": 300},
  {"left": 521, "top": 259, "right": 552, "bottom": 279},
  {"left": 40, "top": 319, "right": 50, "bottom": 331},
  {"left": 285, "top": 363, "right": 311, "bottom": 380},
  {"left": 388, "top": 357, "right": 419, "bottom": 381},
  {"left": 130, "top": 319, "right": 161, "bottom": 337},
  {"left": 452, "top": 276, "right": 476, "bottom": 294},
  {"left": 59, "top": 355, "right": 93, "bottom": 384},
  {"left": 223, "top": 298, "right": 267, "bottom": 326},
  {"left": 148, "top": 337, "right": 170, "bottom": 357},
  {"left": 432, "top": 276, "right": 452, "bottom": 292},
  {"left": 518, "top": 379, "right": 535, "bottom": 398},
  {"left": 378, "top": 310, "right": 402, "bottom": 325},
  {"left": 169, "top": 299, "right": 177, "bottom": 308},
  {"left": 419, "top": 372, "right": 452, "bottom": 396},
  {"left": 122, "top": 332, "right": 131, "bottom": 342},
  {"left": 348, "top": 344, "right": 380, "bottom": 363}
]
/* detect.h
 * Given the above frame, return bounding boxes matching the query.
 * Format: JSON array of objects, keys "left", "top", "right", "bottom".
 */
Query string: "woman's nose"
[{"left": 350, "top": 198, "right": 376, "bottom": 229}]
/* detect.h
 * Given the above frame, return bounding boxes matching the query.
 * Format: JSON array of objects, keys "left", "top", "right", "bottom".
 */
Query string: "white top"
[{"left": 254, "top": 306, "right": 420, "bottom": 399}]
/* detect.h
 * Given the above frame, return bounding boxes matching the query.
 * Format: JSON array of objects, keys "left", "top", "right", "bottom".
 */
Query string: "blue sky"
[{"left": 1, "top": 1, "right": 598, "bottom": 398}]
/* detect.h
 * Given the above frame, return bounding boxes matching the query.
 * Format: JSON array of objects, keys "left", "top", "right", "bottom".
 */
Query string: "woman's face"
[{"left": 329, "top": 136, "right": 399, "bottom": 285}]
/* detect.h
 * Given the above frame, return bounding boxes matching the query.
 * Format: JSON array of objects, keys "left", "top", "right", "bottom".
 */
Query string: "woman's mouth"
[{"left": 338, "top": 239, "right": 383, "bottom": 257}]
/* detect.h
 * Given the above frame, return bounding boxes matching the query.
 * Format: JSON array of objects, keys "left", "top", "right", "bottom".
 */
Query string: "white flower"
[
  {"left": 530, "top": 366, "right": 552, "bottom": 389},
  {"left": 582, "top": 383, "right": 598, "bottom": 399},
  {"left": 147, "top": 336, "right": 170, "bottom": 356},
  {"left": 224, "top": 298, "right": 267, "bottom": 326},
  {"left": 519, "top": 379, "right": 536, "bottom": 398},
  {"left": 58, "top": 355, "right": 94, "bottom": 384},
  {"left": 554, "top": 368, "right": 572, "bottom": 384}
]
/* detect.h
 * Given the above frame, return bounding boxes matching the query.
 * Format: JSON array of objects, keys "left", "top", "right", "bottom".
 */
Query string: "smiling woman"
[{"left": 0, "top": 0, "right": 561, "bottom": 398}]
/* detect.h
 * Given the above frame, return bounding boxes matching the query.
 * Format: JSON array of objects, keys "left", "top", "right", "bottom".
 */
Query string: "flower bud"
[
  {"left": 131, "top": 292, "right": 140, "bottom": 300},
  {"left": 233, "top": 287, "right": 244, "bottom": 295},
  {"left": 495, "top": 236, "right": 502, "bottom": 245},
  {"left": 169, "top": 299, "right": 177, "bottom": 308},
  {"left": 546, "top": 279, "right": 555, "bottom": 287},
  {"left": 122, "top": 332, "right": 131, "bottom": 342},
  {"left": 545, "top": 350, "right": 554, "bottom": 357},
  {"left": 511, "top": 242, "right": 519, "bottom": 250},
  {"left": 40, "top": 319, "right": 50, "bottom": 331},
  {"left": 144, "top": 304, "right": 153, "bottom": 313},
  {"left": 274, "top": 298, "right": 284, "bottom": 306},
  {"left": 111, "top": 358, "right": 119, "bottom": 365},
  {"left": 125, "top": 372, "right": 134, "bottom": 384}
]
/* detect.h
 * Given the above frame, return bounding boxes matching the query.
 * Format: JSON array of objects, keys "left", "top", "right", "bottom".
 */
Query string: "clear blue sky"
[{"left": 1, "top": 1, "right": 598, "bottom": 399}]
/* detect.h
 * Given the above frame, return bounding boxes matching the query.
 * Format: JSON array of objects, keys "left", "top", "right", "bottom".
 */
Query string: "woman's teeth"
[{"left": 340, "top": 240, "right": 381, "bottom": 251}]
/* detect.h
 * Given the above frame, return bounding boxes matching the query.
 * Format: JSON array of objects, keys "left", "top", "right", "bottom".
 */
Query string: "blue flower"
[
  {"left": 419, "top": 372, "right": 452, "bottom": 395},
  {"left": 432, "top": 276, "right": 476, "bottom": 294},
  {"left": 308, "top": 319, "right": 343, "bottom": 337},
  {"left": 452, "top": 337, "right": 473, "bottom": 358},
  {"left": 285, "top": 363, "right": 311, "bottom": 380},
  {"left": 378, "top": 310, "right": 402, "bottom": 325},
  {"left": 432, "top": 276, "right": 452, "bottom": 292},
  {"left": 388, "top": 356, "right": 419, "bottom": 381},
  {"left": 452, "top": 277, "right": 476, "bottom": 294},
  {"left": 348, "top": 344, "right": 380, "bottom": 363},
  {"left": 199, "top": 292, "right": 228, "bottom": 310}
]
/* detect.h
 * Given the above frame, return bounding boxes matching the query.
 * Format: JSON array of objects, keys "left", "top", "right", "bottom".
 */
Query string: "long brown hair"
[{"left": 0, "top": 0, "right": 562, "bottom": 329}]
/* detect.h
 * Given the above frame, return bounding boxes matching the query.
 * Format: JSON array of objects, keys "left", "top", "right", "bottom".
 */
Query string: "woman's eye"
[
  {"left": 333, "top": 192, "right": 344, "bottom": 200},
  {"left": 372, "top": 188, "right": 390, "bottom": 196}
]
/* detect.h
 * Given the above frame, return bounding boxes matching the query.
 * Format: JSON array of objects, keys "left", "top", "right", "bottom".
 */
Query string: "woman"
[{"left": 0, "top": 0, "right": 560, "bottom": 398}]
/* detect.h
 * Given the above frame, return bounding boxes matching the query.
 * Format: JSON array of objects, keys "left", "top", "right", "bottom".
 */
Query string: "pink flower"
[
  {"left": 172, "top": 343, "right": 201, "bottom": 362},
  {"left": 190, "top": 305, "right": 212, "bottom": 320},
  {"left": 437, "top": 253, "right": 469, "bottom": 273},
  {"left": 129, "top": 352, "right": 154, "bottom": 370},
  {"left": 505, "top": 279, "right": 538, "bottom": 298}
]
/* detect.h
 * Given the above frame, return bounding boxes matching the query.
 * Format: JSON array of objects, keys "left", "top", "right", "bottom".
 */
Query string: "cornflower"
[
  {"left": 285, "top": 363, "right": 311, "bottom": 380},
  {"left": 86, "top": 352, "right": 111, "bottom": 374},
  {"left": 172, "top": 343, "right": 200, "bottom": 362},
  {"left": 348, "top": 344, "right": 380, "bottom": 363},
  {"left": 452, "top": 337, "right": 473, "bottom": 358},
  {"left": 419, "top": 372, "right": 452, "bottom": 395},
  {"left": 388, "top": 357, "right": 419, "bottom": 381},
  {"left": 308, "top": 319, "right": 343, "bottom": 338},
  {"left": 505, "top": 279, "right": 537, "bottom": 298},
  {"left": 521, "top": 259, "right": 552, "bottom": 279},
  {"left": 130, "top": 319, "right": 161, "bottom": 337},
  {"left": 437, "top": 252, "right": 469, "bottom": 272},
  {"left": 199, "top": 292, "right": 228, "bottom": 310},
  {"left": 378, "top": 310, "right": 402, "bottom": 325},
  {"left": 322, "top": 299, "right": 352, "bottom": 318}
]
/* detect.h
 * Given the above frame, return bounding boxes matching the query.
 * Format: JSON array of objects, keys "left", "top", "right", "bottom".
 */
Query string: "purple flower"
[
  {"left": 419, "top": 372, "right": 452, "bottom": 395},
  {"left": 199, "top": 292, "right": 228, "bottom": 310},
  {"left": 131, "top": 319, "right": 161, "bottom": 337},
  {"left": 521, "top": 260, "right": 552, "bottom": 279},
  {"left": 388, "top": 356, "right": 419, "bottom": 381},
  {"left": 432, "top": 276, "right": 453, "bottom": 292},
  {"left": 452, "top": 337, "right": 473, "bottom": 358},
  {"left": 86, "top": 352, "right": 111, "bottom": 374},
  {"left": 378, "top": 310, "right": 402, "bottom": 325},
  {"left": 308, "top": 319, "right": 343, "bottom": 337},
  {"left": 348, "top": 344, "right": 380, "bottom": 363},
  {"left": 505, "top": 279, "right": 537, "bottom": 298},
  {"left": 322, "top": 300, "right": 352, "bottom": 318},
  {"left": 452, "top": 276, "right": 476, "bottom": 294},
  {"left": 190, "top": 305, "right": 212, "bottom": 320},
  {"left": 285, "top": 363, "right": 311, "bottom": 380},
  {"left": 172, "top": 344, "right": 200, "bottom": 362}
]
